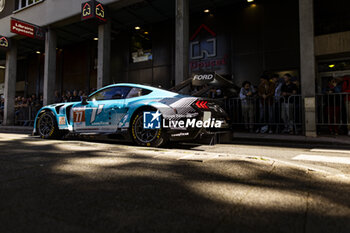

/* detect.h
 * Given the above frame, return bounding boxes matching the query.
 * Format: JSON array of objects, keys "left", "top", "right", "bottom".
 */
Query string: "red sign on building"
[{"left": 10, "top": 18, "right": 45, "bottom": 40}]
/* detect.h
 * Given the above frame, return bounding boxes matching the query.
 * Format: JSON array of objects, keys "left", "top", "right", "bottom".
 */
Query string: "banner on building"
[
  {"left": 189, "top": 24, "right": 229, "bottom": 75},
  {"left": 10, "top": 18, "right": 45, "bottom": 40},
  {"left": 81, "top": 0, "right": 107, "bottom": 23},
  {"left": 0, "top": 35, "right": 10, "bottom": 50}
]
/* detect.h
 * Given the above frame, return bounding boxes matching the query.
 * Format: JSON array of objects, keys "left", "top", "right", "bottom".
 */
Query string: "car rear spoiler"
[{"left": 169, "top": 72, "right": 238, "bottom": 97}]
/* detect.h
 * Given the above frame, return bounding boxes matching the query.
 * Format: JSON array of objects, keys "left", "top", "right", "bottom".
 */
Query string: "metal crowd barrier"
[
  {"left": 0, "top": 105, "right": 40, "bottom": 126},
  {"left": 316, "top": 93, "right": 350, "bottom": 130},
  {"left": 15, "top": 106, "right": 38, "bottom": 126},
  {"left": 0, "top": 103, "right": 4, "bottom": 125},
  {"left": 224, "top": 95, "right": 303, "bottom": 134}
]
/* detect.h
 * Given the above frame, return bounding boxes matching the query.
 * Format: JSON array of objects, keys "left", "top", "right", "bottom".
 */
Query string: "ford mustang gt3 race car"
[{"left": 33, "top": 83, "right": 229, "bottom": 147}]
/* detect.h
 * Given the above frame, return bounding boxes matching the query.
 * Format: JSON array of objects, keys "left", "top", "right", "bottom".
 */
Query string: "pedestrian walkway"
[
  {"left": 0, "top": 126, "right": 33, "bottom": 134},
  {"left": 232, "top": 132, "right": 350, "bottom": 146}
]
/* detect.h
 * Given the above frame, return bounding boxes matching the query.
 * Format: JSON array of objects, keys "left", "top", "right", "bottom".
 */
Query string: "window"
[
  {"left": 15, "top": 0, "right": 42, "bottom": 11},
  {"left": 126, "top": 88, "right": 152, "bottom": 99},
  {"left": 130, "top": 29, "right": 152, "bottom": 63},
  {"left": 89, "top": 87, "right": 132, "bottom": 101},
  {"left": 318, "top": 59, "right": 350, "bottom": 73}
]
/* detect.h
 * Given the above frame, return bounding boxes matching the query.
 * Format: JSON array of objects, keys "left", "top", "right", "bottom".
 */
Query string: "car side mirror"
[{"left": 81, "top": 96, "right": 88, "bottom": 105}]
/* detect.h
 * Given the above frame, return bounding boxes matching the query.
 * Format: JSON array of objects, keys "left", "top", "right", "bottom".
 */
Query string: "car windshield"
[{"left": 89, "top": 86, "right": 132, "bottom": 101}]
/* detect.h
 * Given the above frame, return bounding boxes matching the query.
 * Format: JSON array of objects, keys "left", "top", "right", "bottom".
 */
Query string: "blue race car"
[{"left": 33, "top": 83, "right": 229, "bottom": 147}]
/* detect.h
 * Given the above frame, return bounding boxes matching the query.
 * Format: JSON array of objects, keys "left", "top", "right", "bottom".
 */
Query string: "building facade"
[{"left": 0, "top": 0, "right": 349, "bottom": 137}]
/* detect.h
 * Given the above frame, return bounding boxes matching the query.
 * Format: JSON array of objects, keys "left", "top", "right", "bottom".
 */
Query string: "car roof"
[
  {"left": 106, "top": 83, "right": 162, "bottom": 91},
  {"left": 89, "top": 83, "right": 183, "bottom": 97}
]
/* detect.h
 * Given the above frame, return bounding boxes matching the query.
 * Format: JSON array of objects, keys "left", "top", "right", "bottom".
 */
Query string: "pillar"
[
  {"left": 3, "top": 41, "right": 17, "bottom": 126},
  {"left": 97, "top": 21, "right": 111, "bottom": 89},
  {"left": 175, "top": 0, "right": 189, "bottom": 85},
  {"left": 43, "top": 28, "right": 57, "bottom": 106},
  {"left": 299, "top": 0, "right": 317, "bottom": 137}
]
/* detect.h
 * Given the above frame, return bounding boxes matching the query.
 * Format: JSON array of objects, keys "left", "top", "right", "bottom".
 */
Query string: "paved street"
[{"left": 0, "top": 133, "right": 350, "bottom": 233}]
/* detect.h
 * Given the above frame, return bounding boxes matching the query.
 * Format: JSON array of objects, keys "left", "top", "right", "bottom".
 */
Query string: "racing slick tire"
[
  {"left": 131, "top": 110, "right": 167, "bottom": 147},
  {"left": 37, "top": 111, "right": 65, "bottom": 139}
]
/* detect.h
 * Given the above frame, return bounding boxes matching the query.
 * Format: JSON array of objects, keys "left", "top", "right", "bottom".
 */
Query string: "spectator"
[
  {"left": 54, "top": 90, "right": 62, "bottom": 103},
  {"left": 0, "top": 96, "right": 4, "bottom": 110},
  {"left": 78, "top": 90, "right": 84, "bottom": 101},
  {"left": 39, "top": 95, "right": 43, "bottom": 106},
  {"left": 16, "top": 97, "right": 28, "bottom": 125},
  {"left": 267, "top": 74, "right": 280, "bottom": 133},
  {"left": 0, "top": 96, "right": 4, "bottom": 123},
  {"left": 71, "top": 90, "right": 81, "bottom": 102},
  {"left": 274, "top": 75, "right": 284, "bottom": 100},
  {"left": 31, "top": 94, "right": 41, "bottom": 119},
  {"left": 240, "top": 81, "right": 256, "bottom": 132},
  {"left": 343, "top": 76, "right": 350, "bottom": 136},
  {"left": 323, "top": 78, "right": 342, "bottom": 135},
  {"left": 281, "top": 73, "right": 298, "bottom": 134},
  {"left": 62, "top": 95, "right": 68, "bottom": 103},
  {"left": 82, "top": 91, "right": 87, "bottom": 99},
  {"left": 20, "top": 97, "right": 31, "bottom": 126},
  {"left": 257, "top": 75, "right": 275, "bottom": 133},
  {"left": 15, "top": 96, "right": 23, "bottom": 124},
  {"left": 209, "top": 88, "right": 224, "bottom": 99},
  {"left": 66, "top": 91, "right": 72, "bottom": 102},
  {"left": 215, "top": 88, "right": 224, "bottom": 99}
]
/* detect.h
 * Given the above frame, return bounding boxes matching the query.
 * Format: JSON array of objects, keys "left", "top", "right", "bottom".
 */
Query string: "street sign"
[
  {"left": 10, "top": 18, "right": 45, "bottom": 40},
  {"left": 0, "top": 35, "right": 10, "bottom": 50},
  {"left": 81, "top": 0, "right": 107, "bottom": 23}
]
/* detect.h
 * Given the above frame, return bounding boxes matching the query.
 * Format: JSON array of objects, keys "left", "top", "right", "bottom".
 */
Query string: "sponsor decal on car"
[
  {"left": 73, "top": 110, "right": 85, "bottom": 123},
  {"left": 193, "top": 74, "right": 214, "bottom": 81},
  {"left": 59, "top": 116, "right": 66, "bottom": 125},
  {"left": 171, "top": 132, "right": 190, "bottom": 137}
]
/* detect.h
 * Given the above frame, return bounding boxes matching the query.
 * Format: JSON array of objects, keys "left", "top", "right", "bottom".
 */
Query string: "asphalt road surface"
[{"left": 0, "top": 133, "right": 350, "bottom": 233}]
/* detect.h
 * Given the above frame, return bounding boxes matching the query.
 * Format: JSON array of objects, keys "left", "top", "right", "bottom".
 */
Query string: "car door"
[{"left": 72, "top": 86, "right": 131, "bottom": 133}]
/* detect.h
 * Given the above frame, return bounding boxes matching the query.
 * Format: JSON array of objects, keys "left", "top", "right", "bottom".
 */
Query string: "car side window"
[
  {"left": 126, "top": 88, "right": 152, "bottom": 99},
  {"left": 89, "top": 87, "right": 132, "bottom": 101}
]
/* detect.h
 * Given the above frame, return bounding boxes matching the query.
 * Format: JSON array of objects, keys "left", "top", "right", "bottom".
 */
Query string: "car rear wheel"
[
  {"left": 131, "top": 111, "right": 167, "bottom": 147},
  {"left": 37, "top": 111, "right": 63, "bottom": 139}
]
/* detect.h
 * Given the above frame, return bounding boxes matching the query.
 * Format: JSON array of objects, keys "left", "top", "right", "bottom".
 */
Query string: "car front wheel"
[{"left": 37, "top": 111, "right": 63, "bottom": 139}]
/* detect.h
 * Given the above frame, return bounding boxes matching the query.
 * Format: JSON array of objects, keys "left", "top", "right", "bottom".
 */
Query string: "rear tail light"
[{"left": 195, "top": 100, "right": 209, "bottom": 109}]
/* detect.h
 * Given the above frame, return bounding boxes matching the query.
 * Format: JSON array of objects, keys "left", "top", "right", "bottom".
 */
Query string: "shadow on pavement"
[{"left": 0, "top": 136, "right": 349, "bottom": 233}]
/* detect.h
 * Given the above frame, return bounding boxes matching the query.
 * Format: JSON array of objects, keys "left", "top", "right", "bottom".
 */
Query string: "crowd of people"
[
  {"left": 53, "top": 89, "right": 94, "bottom": 103},
  {"left": 321, "top": 76, "right": 350, "bottom": 136},
  {"left": 239, "top": 73, "right": 300, "bottom": 135},
  {"left": 238, "top": 73, "right": 350, "bottom": 136}
]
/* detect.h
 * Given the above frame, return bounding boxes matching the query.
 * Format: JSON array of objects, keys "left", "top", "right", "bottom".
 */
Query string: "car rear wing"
[{"left": 169, "top": 72, "right": 238, "bottom": 97}]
